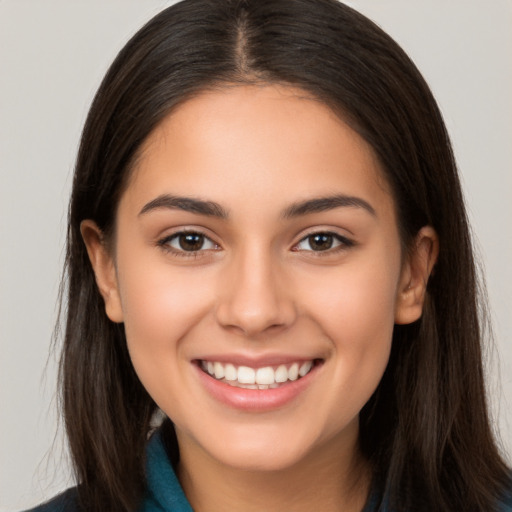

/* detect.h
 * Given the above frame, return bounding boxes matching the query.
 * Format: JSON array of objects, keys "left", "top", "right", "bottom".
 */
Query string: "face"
[{"left": 83, "top": 85, "right": 435, "bottom": 473}]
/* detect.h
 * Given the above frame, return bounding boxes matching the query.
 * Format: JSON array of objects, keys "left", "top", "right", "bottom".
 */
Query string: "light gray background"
[{"left": 1, "top": 1, "right": 511, "bottom": 510}]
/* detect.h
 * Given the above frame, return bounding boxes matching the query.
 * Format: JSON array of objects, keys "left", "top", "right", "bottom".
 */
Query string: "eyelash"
[
  {"left": 157, "top": 231, "right": 219, "bottom": 258},
  {"left": 292, "top": 231, "right": 355, "bottom": 255},
  {"left": 157, "top": 230, "right": 355, "bottom": 258}
]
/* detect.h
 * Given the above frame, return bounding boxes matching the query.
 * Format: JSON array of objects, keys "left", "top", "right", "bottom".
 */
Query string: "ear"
[
  {"left": 80, "top": 220, "right": 124, "bottom": 323},
  {"left": 395, "top": 226, "right": 439, "bottom": 325}
]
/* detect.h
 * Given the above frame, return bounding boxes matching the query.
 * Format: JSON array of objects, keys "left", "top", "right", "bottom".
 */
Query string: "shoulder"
[{"left": 21, "top": 488, "right": 79, "bottom": 512}]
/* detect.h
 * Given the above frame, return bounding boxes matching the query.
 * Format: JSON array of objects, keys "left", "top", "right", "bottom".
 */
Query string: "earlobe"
[
  {"left": 80, "top": 220, "right": 124, "bottom": 323},
  {"left": 394, "top": 226, "right": 439, "bottom": 325}
]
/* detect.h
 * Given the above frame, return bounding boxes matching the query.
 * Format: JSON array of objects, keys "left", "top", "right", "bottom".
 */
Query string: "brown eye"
[
  {"left": 308, "top": 233, "right": 334, "bottom": 251},
  {"left": 179, "top": 233, "right": 205, "bottom": 251},
  {"left": 294, "top": 232, "right": 354, "bottom": 253},
  {"left": 162, "top": 231, "right": 217, "bottom": 253}
]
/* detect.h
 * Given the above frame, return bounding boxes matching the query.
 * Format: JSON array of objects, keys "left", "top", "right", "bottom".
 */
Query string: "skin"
[{"left": 82, "top": 85, "right": 438, "bottom": 512}]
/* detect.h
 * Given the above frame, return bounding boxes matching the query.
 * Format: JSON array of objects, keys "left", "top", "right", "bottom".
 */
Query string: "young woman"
[{"left": 25, "top": 0, "right": 511, "bottom": 511}]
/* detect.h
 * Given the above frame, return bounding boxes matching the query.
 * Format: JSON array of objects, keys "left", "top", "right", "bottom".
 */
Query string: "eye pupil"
[
  {"left": 309, "top": 233, "right": 333, "bottom": 251},
  {"left": 179, "top": 233, "right": 204, "bottom": 251}
]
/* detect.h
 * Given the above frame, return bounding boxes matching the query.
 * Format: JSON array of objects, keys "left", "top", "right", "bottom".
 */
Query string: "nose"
[{"left": 215, "top": 246, "right": 297, "bottom": 337}]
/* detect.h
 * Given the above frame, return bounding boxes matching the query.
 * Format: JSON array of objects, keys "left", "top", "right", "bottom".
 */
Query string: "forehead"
[{"left": 124, "top": 84, "right": 393, "bottom": 219}]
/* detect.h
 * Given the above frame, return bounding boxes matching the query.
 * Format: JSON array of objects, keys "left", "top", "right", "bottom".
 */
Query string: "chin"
[
  {"left": 179, "top": 418, "right": 354, "bottom": 474},
  {"left": 209, "top": 441, "right": 313, "bottom": 473}
]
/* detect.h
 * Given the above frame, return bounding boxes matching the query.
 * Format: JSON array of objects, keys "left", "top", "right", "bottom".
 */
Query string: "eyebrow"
[
  {"left": 139, "top": 194, "right": 229, "bottom": 218},
  {"left": 138, "top": 193, "right": 376, "bottom": 220},
  {"left": 281, "top": 194, "right": 376, "bottom": 219}
]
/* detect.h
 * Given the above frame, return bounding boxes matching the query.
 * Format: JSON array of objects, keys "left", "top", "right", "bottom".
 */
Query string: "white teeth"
[
  {"left": 224, "top": 363, "right": 237, "bottom": 381},
  {"left": 299, "top": 360, "right": 313, "bottom": 377},
  {"left": 213, "top": 362, "right": 225, "bottom": 379},
  {"left": 237, "top": 366, "right": 256, "bottom": 384},
  {"left": 202, "top": 359, "right": 316, "bottom": 387},
  {"left": 288, "top": 363, "right": 299, "bottom": 381},
  {"left": 255, "top": 366, "right": 275, "bottom": 385},
  {"left": 274, "top": 365, "right": 288, "bottom": 383}
]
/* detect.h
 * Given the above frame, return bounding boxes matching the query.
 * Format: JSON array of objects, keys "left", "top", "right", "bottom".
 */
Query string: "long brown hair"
[{"left": 60, "top": 0, "right": 510, "bottom": 510}]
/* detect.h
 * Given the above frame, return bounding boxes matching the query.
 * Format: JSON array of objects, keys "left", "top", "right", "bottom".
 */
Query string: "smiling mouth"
[{"left": 198, "top": 359, "right": 322, "bottom": 389}]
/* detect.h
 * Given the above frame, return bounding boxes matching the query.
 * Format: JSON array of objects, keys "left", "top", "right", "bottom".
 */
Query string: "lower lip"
[{"left": 194, "top": 363, "right": 321, "bottom": 411}]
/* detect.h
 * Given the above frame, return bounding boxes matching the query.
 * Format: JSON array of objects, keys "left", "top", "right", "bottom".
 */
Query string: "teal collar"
[{"left": 140, "top": 430, "right": 193, "bottom": 512}]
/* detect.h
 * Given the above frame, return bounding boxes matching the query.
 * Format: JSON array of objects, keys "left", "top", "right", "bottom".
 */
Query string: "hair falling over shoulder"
[{"left": 58, "top": 1, "right": 510, "bottom": 510}]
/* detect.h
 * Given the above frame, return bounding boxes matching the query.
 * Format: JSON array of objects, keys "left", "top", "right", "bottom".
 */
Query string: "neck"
[{"left": 176, "top": 430, "right": 371, "bottom": 512}]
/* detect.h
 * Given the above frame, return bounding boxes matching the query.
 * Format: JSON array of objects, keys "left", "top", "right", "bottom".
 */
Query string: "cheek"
[
  {"left": 296, "top": 250, "right": 401, "bottom": 394},
  {"left": 302, "top": 261, "right": 399, "bottom": 429},
  {"left": 116, "top": 261, "right": 220, "bottom": 419},
  {"left": 303, "top": 255, "right": 400, "bottom": 339},
  {"left": 116, "top": 256, "right": 214, "bottom": 367}
]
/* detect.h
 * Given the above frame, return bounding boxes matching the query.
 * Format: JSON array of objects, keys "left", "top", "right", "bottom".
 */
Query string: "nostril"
[{"left": 215, "top": 304, "right": 294, "bottom": 337}]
